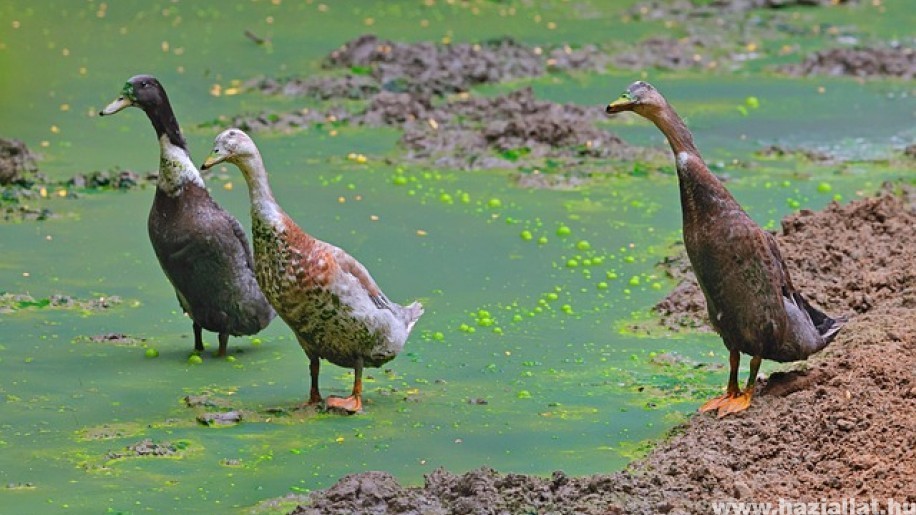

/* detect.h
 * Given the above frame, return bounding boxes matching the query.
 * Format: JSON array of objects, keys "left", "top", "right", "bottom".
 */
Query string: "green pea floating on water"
[
  {"left": 144, "top": 347, "right": 159, "bottom": 359},
  {"left": 188, "top": 355, "right": 203, "bottom": 365}
]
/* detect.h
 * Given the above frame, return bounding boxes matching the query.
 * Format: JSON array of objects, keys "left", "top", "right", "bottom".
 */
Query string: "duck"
[
  {"left": 606, "top": 81, "right": 843, "bottom": 417},
  {"left": 200, "top": 128, "right": 424, "bottom": 413},
  {"left": 100, "top": 75, "right": 275, "bottom": 357}
]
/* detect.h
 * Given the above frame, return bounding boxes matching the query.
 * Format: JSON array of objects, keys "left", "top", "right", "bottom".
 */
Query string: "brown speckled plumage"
[
  {"left": 203, "top": 129, "right": 423, "bottom": 413},
  {"left": 607, "top": 81, "right": 843, "bottom": 416}
]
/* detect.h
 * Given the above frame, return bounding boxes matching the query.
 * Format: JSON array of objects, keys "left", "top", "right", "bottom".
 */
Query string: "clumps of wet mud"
[
  {"left": 106, "top": 439, "right": 183, "bottom": 460},
  {"left": 628, "top": 0, "right": 856, "bottom": 21},
  {"left": 247, "top": 35, "right": 607, "bottom": 100},
  {"left": 780, "top": 45, "right": 916, "bottom": 79},
  {"left": 654, "top": 184, "right": 916, "bottom": 331},
  {"left": 757, "top": 144, "right": 832, "bottom": 162},
  {"left": 73, "top": 333, "right": 144, "bottom": 346},
  {"left": 612, "top": 36, "right": 726, "bottom": 71},
  {"left": 68, "top": 168, "right": 155, "bottom": 190},
  {"left": 398, "top": 88, "right": 650, "bottom": 171},
  {"left": 0, "top": 293, "right": 123, "bottom": 314},
  {"left": 290, "top": 186, "right": 916, "bottom": 514},
  {"left": 0, "top": 138, "right": 39, "bottom": 186}
]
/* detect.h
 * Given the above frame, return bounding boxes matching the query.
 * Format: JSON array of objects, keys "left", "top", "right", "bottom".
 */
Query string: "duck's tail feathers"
[
  {"left": 402, "top": 301, "right": 425, "bottom": 333},
  {"left": 795, "top": 292, "right": 845, "bottom": 344}
]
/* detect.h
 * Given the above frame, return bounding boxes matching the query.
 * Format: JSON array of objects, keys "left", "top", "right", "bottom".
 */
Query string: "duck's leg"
[
  {"left": 699, "top": 349, "right": 741, "bottom": 412},
  {"left": 216, "top": 333, "right": 229, "bottom": 357},
  {"left": 193, "top": 323, "right": 204, "bottom": 353},
  {"left": 326, "top": 359, "right": 363, "bottom": 414},
  {"left": 306, "top": 355, "right": 323, "bottom": 405},
  {"left": 716, "top": 355, "right": 761, "bottom": 418}
]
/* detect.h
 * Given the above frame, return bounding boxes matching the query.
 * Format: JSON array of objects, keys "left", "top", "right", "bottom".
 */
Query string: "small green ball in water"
[
  {"left": 537, "top": 236, "right": 548, "bottom": 245},
  {"left": 144, "top": 348, "right": 159, "bottom": 359},
  {"left": 440, "top": 193, "right": 454, "bottom": 204},
  {"left": 188, "top": 355, "right": 203, "bottom": 365},
  {"left": 745, "top": 96, "right": 760, "bottom": 109},
  {"left": 517, "top": 390, "right": 532, "bottom": 399},
  {"left": 392, "top": 176, "right": 408, "bottom": 186},
  {"left": 556, "top": 225, "right": 572, "bottom": 237},
  {"left": 488, "top": 198, "right": 502, "bottom": 209},
  {"left": 817, "top": 182, "right": 832, "bottom": 193},
  {"left": 566, "top": 259, "right": 579, "bottom": 268},
  {"left": 226, "top": 355, "right": 237, "bottom": 362},
  {"left": 597, "top": 282, "right": 608, "bottom": 290},
  {"left": 520, "top": 230, "right": 533, "bottom": 241},
  {"left": 576, "top": 240, "right": 591, "bottom": 251},
  {"left": 433, "top": 331, "right": 445, "bottom": 341},
  {"left": 629, "top": 276, "right": 641, "bottom": 286}
]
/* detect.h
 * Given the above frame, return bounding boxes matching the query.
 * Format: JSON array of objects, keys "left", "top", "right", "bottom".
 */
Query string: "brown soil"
[
  {"left": 0, "top": 137, "right": 38, "bottom": 186},
  {"left": 780, "top": 45, "right": 916, "bottom": 79},
  {"left": 288, "top": 185, "right": 916, "bottom": 514}
]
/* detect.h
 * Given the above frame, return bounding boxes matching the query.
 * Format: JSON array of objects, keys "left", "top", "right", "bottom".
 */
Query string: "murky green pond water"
[{"left": 0, "top": 1, "right": 912, "bottom": 512}]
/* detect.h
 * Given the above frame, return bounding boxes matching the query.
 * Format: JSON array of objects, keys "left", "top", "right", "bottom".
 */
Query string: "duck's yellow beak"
[
  {"left": 606, "top": 93, "right": 635, "bottom": 114},
  {"left": 200, "top": 151, "right": 225, "bottom": 171},
  {"left": 100, "top": 96, "right": 133, "bottom": 116}
]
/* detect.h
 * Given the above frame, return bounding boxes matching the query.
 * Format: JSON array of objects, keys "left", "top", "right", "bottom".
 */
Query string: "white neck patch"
[
  {"left": 157, "top": 134, "right": 205, "bottom": 195},
  {"left": 676, "top": 151, "right": 694, "bottom": 169}
]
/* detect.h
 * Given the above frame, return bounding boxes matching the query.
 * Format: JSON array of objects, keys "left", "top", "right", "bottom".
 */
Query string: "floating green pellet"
[
  {"left": 144, "top": 348, "right": 159, "bottom": 359},
  {"left": 512, "top": 314, "right": 523, "bottom": 322},
  {"left": 493, "top": 327, "right": 503, "bottom": 335},
  {"left": 561, "top": 304, "right": 573, "bottom": 314},
  {"left": 566, "top": 259, "right": 579, "bottom": 268},
  {"left": 745, "top": 96, "right": 760, "bottom": 109},
  {"left": 520, "top": 230, "right": 533, "bottom": 241},
  {"left": 597, "top": 282, "right": 608, "bottom": 290},
  {"left": 477, "top": 318, "right": 494, "bottom": 327},
  {"left": 226, "top": 355, "right": 237, "bottom": 362},
  {"left": 576, "top": 240, "right": 591, "bottom": 251},
  {"left": 517, "top": 390, "right": 532, "bottom": 399},
  {"left": 817, "top": 182, "right": 832, "bottom": 193},
  {"left": 606, "top": 271, "right": 618, "bottom": 280},
  {"left": 488, "top": 198, "right": 502, "bottom": 208},
  {"left": 392, "top": 176, "right": 408, "bottom": 186},
  {"left": 556, "top": 225, "right": 571, "bottom": 237},
  {"left": 545, "top": 292, "right": 559, "bottom": 301},
  {"left": 440, "top": 193, "right": 454, "bottom": 204},
  {"left": 537, "top": 236, "right": 548, "bottom": 245},
  {"left": 433, "top": 331, "right": 445, "bottom": 341},
  {"left": 188, "top": 355, "right": 203, "bottom": 365},
  {"left": 629, "top": 276, "right": 641, "bottom": 286}
]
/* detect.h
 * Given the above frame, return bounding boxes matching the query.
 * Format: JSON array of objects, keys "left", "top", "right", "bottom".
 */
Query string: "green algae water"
[{"left": 1, "top": 1, "right": 913, "bottom": 512}]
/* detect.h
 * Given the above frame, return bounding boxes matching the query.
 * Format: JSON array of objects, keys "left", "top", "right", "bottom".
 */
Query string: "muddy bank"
[
  {"left": 283, "top": 185, "right": 915, "bottom": 514},
  {"left": 780, "top": 45, "right": 916, "bottom": 79}
]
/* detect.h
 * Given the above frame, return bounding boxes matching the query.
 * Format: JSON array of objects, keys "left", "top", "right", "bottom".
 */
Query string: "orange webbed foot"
[
  {"left": 325, "top": 395, "right": 362, "bottom": 414},
  {"left": 699, "top": 393, "right": 737, "bottom": 413},
  {"left": 716, "top": 390, "right": 753, "bottom": 418}
]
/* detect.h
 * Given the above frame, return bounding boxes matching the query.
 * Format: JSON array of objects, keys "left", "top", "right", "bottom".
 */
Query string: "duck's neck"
[
  {"left": 645, "top": 103, "right": 737, "bottom": 218},
  {"left": 237, "top": 155, "right": 285, "bottom": 230},
  {"left": 142, "top": 102, "right": 204, "bottom": 195}
]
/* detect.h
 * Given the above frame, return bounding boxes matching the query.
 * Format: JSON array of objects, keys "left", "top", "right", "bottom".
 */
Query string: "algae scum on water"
[{"left": 0, "top": 0, "right": 913, "bottom": 512}]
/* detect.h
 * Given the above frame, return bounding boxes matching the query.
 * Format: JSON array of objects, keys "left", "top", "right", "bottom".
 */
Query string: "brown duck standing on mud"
[
  {"left": 606, "top": 81, "right": 843, "bottom": 417},
  {"left": 100, "top": 75, "right": 275, "bottom": 356},
  {"left": 201, "top": 129, "right": 424, "bottom": 413}
]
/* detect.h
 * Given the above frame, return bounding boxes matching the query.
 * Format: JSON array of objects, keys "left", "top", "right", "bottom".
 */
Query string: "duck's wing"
[
  {"left": 227, "top": 213, "right": 257, "bottom": 273},
  {"left": 326, "top": 244, "right": 393, "bottom": 311}
]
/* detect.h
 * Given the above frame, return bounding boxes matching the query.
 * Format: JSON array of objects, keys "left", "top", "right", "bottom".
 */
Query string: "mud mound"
[
  {"left": 244, "top": 74, "right": 380, "bottom": 100},
  {"left": 291, "top": 186, "right": 916, "bottom": 514},
  {"left": 629, "top": 0, "right": 856, "bottom": 20},
  {"left": 780, "top": 46, "right": 916, "bottom": 79},
  {"left": 655, "top": 185, "right": 916, "bottom": 331},
  {"left": 0, "top": 137, "right": 39, "bottom": 186},
  {"left": 397, "top": 88, "right": 646, "bottom": 170},
  {"left": 246, "top": 35, "right": 610, "bottom": 101},
  {"left": 612, "top": 36, "right": 721, "bottom": 71}
]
